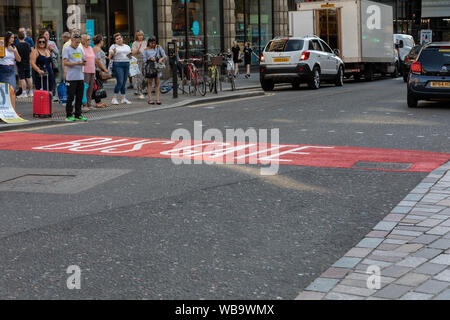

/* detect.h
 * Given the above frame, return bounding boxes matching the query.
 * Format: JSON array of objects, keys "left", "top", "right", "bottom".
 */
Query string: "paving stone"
[
  {"left": 444, "top": 232, "right": 450, "bottom": 239},
  {"left": 366, "top": 230, "right": 389, "bottom": 238},
  {"left": 414, "top": 263, "right": 447, "bottom": 275},
  {"left": 383, "top": 214, "right": 405, "bottom": 222},
  {"left": 356, "top": 238, "right": 383, "bottom": 249},
  {"left": 398, "top": 201, "right": 418, "bottom": 207},
  {"left": 417, "top": 219, "right": 443, "bottom": 228},
  {"left": 373, "top": 284, "right": 412, "bottom": 299},
  {"left": 400, "top": 219, "right": 423, "bottom": 225},
  {"left": 295, "top": 291, "right": 325, "bottom": 300},
  {"left": 410, "top": 234, "right": 440, "bottom": 244},
  {"left": 390, "top": 230, "right": 423, "bottom": 237},
  {"left": 415, "top": 280, "right": 449, "bottom": 294},
  {"left": 437, "top": 200, "right": 450, "bottom": 206},
  {"left": 427, "top": 226, "right": 450, "bottom": 235},
  {"left": 395, "top": 244, "right": 424, "bottom": 253},
  {"left": 400, "top": 292, "right": 433, "bottom": 300},
  {"left": 392, "top": 206, "right": 413, "bottom": 214},
  {"left": 354, "top": 263, "right": 372, "bottom": 272},
  {"left": 409, "top": 211, "right": 435, "bottom": 217},
  {"left": 333, "top": 284, "right": 376, "bottom": 297},
  {"left": 382, "top": 266, "right": 413, "bottom": 278},
  {"left": 367, "top": 254, "right": 402, "bottom": 263},
  {"left": 339, "top": 279, "right": 368, "bottom": 288},
  {"left": 332, "top": 257, "right": 361, "bottom": 269},
  {"left": 362, "top": 259, "right": 392, "bottom": 269},
  {"left": 412, "top": 248, "right": 443, "bottom": 260},
  {"left": 404, "top": 194, "right": 424, "bottom": 201},
  {"left": 429, "top": 239, "right": 450, "bottom": 250},
  {"left": 378, "top": 243, "right": 401, "bottom": 251},
  {"left": 430, "top": 254, "right": 450, "bottom": 265},
  {"left": 395, "top": 273, "right": 430, "bottom": 287},
  {"left": 439, "top": 208, "right": 450, "bottom": 216},
  {"left": 396, "top": 257, "right": 428, "bottom": 268},
  {"left": 387, "top": 234, "right": 416, "bottom": 241},
  {"left": 434, "top": 270, "right": 450, "bottom": 282},
  {"left": 320, "top": 267, "right": 351, "bottom": 279},
  {"left": 324, "top": 292, "right": 365, "bottom": 300},
  {"left": 396, "top": 225, "right": 431, "bottom": 232},
  {"left": 440, "top": 219, "right": 450, "bottom": 227},
  {"left": 365, "top": 297, "right": 387, "bottom": 300},
  {"left": 404, "top": 215, "right": 427, "bottom": 221},
  {"left": 344, "top": 247, "right": 372, "bottom": 258},
  {"left": 373, "top": 221, "right": 397, "bottom": 231},
  {"left": 305, "top": 278, "right": 340, "bottom": 293},
  {"left": 383, "top": 239, "right": 408, "bottom": 245},
  {"left": 371, "top": 250, "right": 409, "bottom": 258},
  {"left": 434, "top": 289, "right": 450, "bottom": 300},
  {"left": 430, "top": 215, "right": 449, "bottom": 221}
]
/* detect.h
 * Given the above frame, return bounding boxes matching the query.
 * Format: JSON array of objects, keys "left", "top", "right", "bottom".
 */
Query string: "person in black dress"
[
  {"left": 30, "top": 35, "right": 55, "bottom": 92},
  {"left": 243, "top": 42, "right": 258, "bottom": 79},
  {"left": 231, "top": 41, "right": 241, "bottom": 78}
]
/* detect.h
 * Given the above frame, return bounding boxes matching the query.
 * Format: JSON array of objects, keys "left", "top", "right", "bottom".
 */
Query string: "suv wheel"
[
  {"left": 407, "top": 90, "right": 419, "bottom": 108},
  {"left": 261, "top": 79, "right": 274, "bottom": 91},
  {"left": 308, "top": 67, "right": 320, "bottom": 90},
  {"left": 335, "top": 66, "right": 344, "bottom": 87}
]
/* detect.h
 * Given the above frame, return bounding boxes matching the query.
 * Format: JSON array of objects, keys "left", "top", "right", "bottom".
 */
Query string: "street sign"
[{"left": 420, "top": 29, "right": 432, "bottom": 45}]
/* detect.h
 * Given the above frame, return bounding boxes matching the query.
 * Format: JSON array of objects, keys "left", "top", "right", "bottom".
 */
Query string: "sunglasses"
[{"left": 38, "top": 41, "right": 46, "bottom": 44}]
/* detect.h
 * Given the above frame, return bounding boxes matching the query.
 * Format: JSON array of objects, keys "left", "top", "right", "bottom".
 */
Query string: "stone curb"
[
  {"left": 297, "top": 161, "right": 450, "bottom": 300},
  {"left": 0, "top": 90, "right": 265, "bottom": 131}
]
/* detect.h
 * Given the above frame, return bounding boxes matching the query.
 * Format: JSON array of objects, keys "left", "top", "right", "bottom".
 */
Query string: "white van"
[{"left": 394, "top": 34, "right": 415, "bottom": 75}]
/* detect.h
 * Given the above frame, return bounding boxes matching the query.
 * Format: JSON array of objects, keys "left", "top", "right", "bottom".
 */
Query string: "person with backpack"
[{"left": 143, "top": 36, "right": 166, "bottom": 105}]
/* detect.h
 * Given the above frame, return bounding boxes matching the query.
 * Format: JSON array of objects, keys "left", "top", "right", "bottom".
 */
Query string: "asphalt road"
[{"left": 0, "top": 77, "right": 449, "bottom": 299}]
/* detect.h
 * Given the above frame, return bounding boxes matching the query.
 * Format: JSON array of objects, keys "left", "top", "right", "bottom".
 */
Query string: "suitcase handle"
[{"left": 40, "top": 72, "right": 50, "bottom": 91}]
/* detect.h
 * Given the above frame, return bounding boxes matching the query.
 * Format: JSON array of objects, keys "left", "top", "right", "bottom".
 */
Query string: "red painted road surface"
[{"left": 1, "top": 132, "right": 449, "bottom": 172}]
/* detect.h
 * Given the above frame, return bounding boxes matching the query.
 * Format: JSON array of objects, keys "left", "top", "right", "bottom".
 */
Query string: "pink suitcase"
[{"left": 33, "top": 73, "right": 53, "bottom": 118}]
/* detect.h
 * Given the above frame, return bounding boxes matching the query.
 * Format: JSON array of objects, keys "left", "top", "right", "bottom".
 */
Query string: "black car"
[
  {"left": 407, "top": 42, "right": 450, "bottom": 108},
  {"left": 403, "top": 45, "right": 422, "bottom": 82}
]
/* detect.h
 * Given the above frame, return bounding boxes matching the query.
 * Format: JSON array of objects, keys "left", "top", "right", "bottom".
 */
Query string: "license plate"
[
  {"left": 273, "top": 58, "right": 290, "bottom": 63},
  {"left": 430, "top": 82, "right": 450, "bottom": 88}
]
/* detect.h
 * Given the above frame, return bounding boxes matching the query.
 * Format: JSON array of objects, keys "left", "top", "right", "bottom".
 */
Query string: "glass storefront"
[
  {"left": 134, "top": 0, "right": 155, "bottom": 38},
  {"left": 235, "top": 0, "right": 273, "bottom": 64},
  {"left": 34, "top": 0, "right": 64, "bottom": 46},
  {"left": 206, "top": 1, "right": 222, "bottom": 54},
  {"left": 0, "top": 0, "right": 32, "bottom": 36}
]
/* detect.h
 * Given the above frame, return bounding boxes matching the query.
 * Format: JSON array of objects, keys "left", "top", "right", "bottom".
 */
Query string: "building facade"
[
  {"left": 1, "top": 0, "right": 289, "bottom": 63},
  {"left": 289, "top": 0, "right": 450, "bottom": 42}
]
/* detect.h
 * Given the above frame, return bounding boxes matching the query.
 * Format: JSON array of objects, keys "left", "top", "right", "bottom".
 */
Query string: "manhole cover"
[{"left": 352, "top": 161, "right": 412, "bottom": 170}]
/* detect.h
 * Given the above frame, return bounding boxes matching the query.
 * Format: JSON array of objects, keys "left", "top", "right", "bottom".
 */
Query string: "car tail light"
[
  {"left": 300, "top": 51, "right": 310, "bottom": 61},
  {"left": 261, "top": 67, "right": 265, "bottom": 73},
  {"left": 260, "top": 54, "right": 265, "bottom": 62},
  {"left": 411, "top": 61, "right": 422, "bottom": 74}
]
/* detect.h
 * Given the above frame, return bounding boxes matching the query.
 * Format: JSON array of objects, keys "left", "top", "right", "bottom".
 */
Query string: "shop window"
[{"left": 0, "top": 0, "right": 32, "bottom": 35}]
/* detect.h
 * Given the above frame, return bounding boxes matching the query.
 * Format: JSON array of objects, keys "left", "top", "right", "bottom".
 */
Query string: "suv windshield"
[
  {"left": 265, "top": 39, "right": 304, "bottom": 52},
  {"left": 418, "top": 46, "right": 450, "bottom": 68}
]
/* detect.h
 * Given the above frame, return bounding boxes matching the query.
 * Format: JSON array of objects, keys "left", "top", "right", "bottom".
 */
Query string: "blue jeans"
[
  {"left": 112, "top": 61, "right": 130, "bottom": 95},
  {"left": 0, "top": 65, "right": 16, "bottom": 91}
]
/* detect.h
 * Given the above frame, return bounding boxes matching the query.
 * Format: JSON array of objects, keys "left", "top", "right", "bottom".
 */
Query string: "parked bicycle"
[
  {"left": 160, "top": 77, "right": 188, "bottom": 95},
  {"left": 221, "top": 51, "right": 236, "bottom": 91},
  {"left": 205, "top": 53, "right": 223, "bottom": 94},
  {"left": 179, "top": 57, "right": 207, "bottom": 96}
]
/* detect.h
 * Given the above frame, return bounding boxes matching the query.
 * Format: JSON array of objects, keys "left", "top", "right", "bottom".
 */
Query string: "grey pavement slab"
[
  {"left": 415, "top": 280, "right": 449, "bottom": 294},
  {"left": 373, "top": 284, "right": 412, "bottom": 299}
]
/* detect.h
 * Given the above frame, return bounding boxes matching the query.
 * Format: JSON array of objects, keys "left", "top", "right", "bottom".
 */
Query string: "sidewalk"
[
  {"left": 297, "top": 161, "right": 450, "bottom": 300},
  {"left": 3, "top": 72, "right": 262, "bottom": 125}
]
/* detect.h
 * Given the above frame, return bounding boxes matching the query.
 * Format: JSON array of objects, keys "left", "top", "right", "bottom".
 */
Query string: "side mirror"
[{"left": 333, "top": 49, "right": 340, "bottom": 56}]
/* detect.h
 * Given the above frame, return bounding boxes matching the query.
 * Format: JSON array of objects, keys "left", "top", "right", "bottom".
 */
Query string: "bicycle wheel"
[
  {"left": 213, "top": 68, "right": 218, "bottom": 94},
  {"left": 197, "top": 73, "right": 207, "bottom": 96}
]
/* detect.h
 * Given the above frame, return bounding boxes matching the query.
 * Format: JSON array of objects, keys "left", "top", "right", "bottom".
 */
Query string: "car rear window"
[
  {"left": 265, "top": 39, "right": 304, "bottom": 52},
  {"left": 418, "top": 46, "right": 450, "bottom": 67}
]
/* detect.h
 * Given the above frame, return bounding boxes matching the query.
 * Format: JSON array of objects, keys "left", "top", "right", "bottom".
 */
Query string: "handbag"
[
  {"left": 57, "top": 82, "right": 67, "bottom": 104},
  {"left": 99, "top": 71, "right": 112, "bottom": 80},
  {"left": 155, "top": 47, "right": 166, "bottom": 71},
  {"left": 129, "top": 56, "right": 141, "bottom": 77},
  {"left": 145, "top": 60, "right": 158, "bottom": 78},
  {"left": 92, "top": 79, "right": 107, "bottom": 100}
]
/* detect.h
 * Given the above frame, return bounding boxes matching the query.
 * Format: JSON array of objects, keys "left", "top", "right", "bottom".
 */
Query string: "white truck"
[{"left": 289, "top": 0, "right": 398, "bottom": 80}]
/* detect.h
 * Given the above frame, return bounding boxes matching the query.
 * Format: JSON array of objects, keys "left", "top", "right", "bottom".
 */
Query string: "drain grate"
[{"left": 352, "top": 161, "right": 412, "bottom": 171}]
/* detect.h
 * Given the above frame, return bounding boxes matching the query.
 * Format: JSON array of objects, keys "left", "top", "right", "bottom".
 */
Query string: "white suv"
[{"left": 260, "top": 36, "right": 344, "bottom": 91}]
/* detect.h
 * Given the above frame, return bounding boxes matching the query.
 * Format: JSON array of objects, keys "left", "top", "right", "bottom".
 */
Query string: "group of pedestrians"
[{"left": 231, "top": 41, "right": 259, "bottom": 79}]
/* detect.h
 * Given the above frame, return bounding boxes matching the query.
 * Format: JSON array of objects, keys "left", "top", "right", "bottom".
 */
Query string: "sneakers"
[
  {"left": 28, "top": 90, "right": 33, "bottom": 97},
  {"left": 138, "top": 94, "right": 145, "bottom": 100},
  {"left": 75, "top": 116, "right": 88, "bottom": 121},
  {"left": 112, "top": 97, "right": 119, "bottom": 105},
  {"left": 121, "top": 98, "right": 132, "bottom": 105},
  {"left": 65, "top": 116, "right": 76, "bottom": 122}
]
